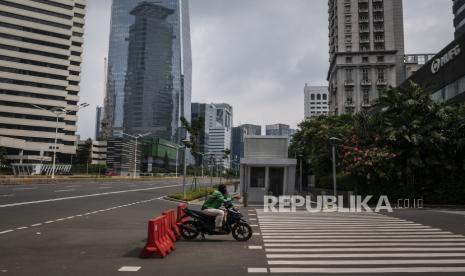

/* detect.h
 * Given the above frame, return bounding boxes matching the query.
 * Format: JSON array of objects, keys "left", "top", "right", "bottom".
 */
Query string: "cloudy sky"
[{"left": 78, "top": 0, "right": 454, "bottom": 139}]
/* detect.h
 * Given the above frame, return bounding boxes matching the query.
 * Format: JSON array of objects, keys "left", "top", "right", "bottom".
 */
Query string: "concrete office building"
[
  {"left": 404, "top": 54, "right": 436, "bottom": 79},
  {"left": 90, "top": 140, "right": 107, "bottom": 165},
  {"left": 304, "top": 85, "right": 330, "bottom": 119},
  {"left": 104, "top": 0, "right": 191, "bottom": 143},
  {"left": 0, "top": 0, "right": 86, "bottom": 164},
  {"left": 106, "top": 137, "right": 140, "bottom": 176},
  {"left": 327, "top": 0, "right": 405, "bottom": 115},
  {"left": 266, "top": 124, "right": 290, "bottom": 136},
  {"left": 454, "top": 0, "right": 465, "bottom": 38},
  {"left": 231, "top": 124, "right": 262, "bottom": 162}
]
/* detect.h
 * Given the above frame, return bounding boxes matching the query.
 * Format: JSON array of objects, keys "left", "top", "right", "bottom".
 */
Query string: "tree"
[
  {"left": 0, "top": 147, "right": 7, "bottom": 166},
  {"left": 180, "top": 116, "right": 204, "bottom": 160}
]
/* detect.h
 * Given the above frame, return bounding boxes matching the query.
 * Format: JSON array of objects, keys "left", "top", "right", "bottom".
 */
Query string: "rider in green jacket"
[{"left": 202, "top": 184, "right": 232, "bottom": 230}]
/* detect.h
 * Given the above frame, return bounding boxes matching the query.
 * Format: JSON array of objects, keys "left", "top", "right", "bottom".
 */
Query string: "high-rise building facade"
[
  {"left": 304, "top": 85, "right": 330, "bottom": 119},
  {"left": 454, "top": 0, "right": 465, "bottom": 38},
  {"left": 403, "top": 54, "right": 435, "bottom": 79},
  {"left": 104, "top": 0, "right": 191, "bottom": 142},
  {"left": 95, "top": 106, "right": 102, "bottom": 140},
  {"left": 266, "top": 124, "right": 290, "bottom": 136},
  {"left": 0, "top": 0, "right": 86, "bottom": 163},
  {"left": 231, "top": 124, "right": 261, "bottom": 162},
  {"left": 327, "top": 0, "right": 405, "bottom": 115}
]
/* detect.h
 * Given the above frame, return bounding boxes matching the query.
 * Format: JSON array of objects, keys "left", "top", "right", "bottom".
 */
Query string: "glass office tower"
[{"left": 104, "top": 0, "right": 192, "bottom": 142}]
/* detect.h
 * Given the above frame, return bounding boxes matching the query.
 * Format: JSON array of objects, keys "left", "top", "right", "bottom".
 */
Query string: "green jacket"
[{"left": 202, "top": 190, "right": 231, "bottom": 209}]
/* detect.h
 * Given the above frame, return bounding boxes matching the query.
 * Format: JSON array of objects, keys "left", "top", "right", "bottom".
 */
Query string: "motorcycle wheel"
[
  {"left": 180, "top": 220, "right": 199, "bottom": 240},
  {"left": 231, "top": 222, "right": 252, "bottom": 241}
]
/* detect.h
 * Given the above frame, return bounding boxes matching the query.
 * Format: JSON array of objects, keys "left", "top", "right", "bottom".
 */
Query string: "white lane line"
[
  {"left": 118, "top": 266, "right": 141, "bottom": 272},
  {"left": 264, "top": 242, "right": 465, "bottom": 247},
  {"left": 268, "top": 259, "right": 465, "bottom": 265},
  {"left": 45, "top": 221, "right": 54, "bottom": 224},
  {"left": 0, "top": 194, "right": 15, "bottom": 197},
  {"left": 0, "top": 230, "right": 13, "bottom": 234},
  {"left": 269, "top": 267, "right": 465, "bottom": 274},
  {"left": 0, "top": 183, "right": 183, "bottom": 208},
  {"left": 253, "top": 233, "right": 261, "bottom": 236},
  {"left": 66, "top": 216, "right": 75, "bottom": 219},
  {"left": 265, "top": 247, "right": 465, "bottom": 253},
  {"left": 54, "top": 189, "right": 75, "bottom": 193},
  {"left": 55, "top": 218, "right": 65, "bottom": 221},
  {"left": 66, "top": 185, "right": 81, "bottom": 188},
  {"left": 250, "top": 225, "right": 259, "bottom": 227},
  {"left": 260, "top": 229, "right": 444, "bottom": 232},
  {"left": 99, "top": 187, "right": 113, "bottom": 189},
  {"left": 262, "top": 234, "right": 462, "bottom": 238},
  {"left": 31, "top": 223, "right": 42, "bottom": 227},
  {"left": 12, "top": 187, "right": 37, "bottom": 191},
  {"left": 249, "top": 245, "right": 263, "bottom": 250},
  {"left": 266, "top": 253, "right": 465, "bottom": 258},
  {"left": 248, "top": 268, "right": 268, "bottom": 273},
  {"left": 249, "top": 218, "right": 257, "bottom": 221},
  {"left": 259, "top": 226, "right": 433, "bottom": 229},
  {"left": 263, "top": 238, "right": 465, "bottom": 242},
  {"left": 265, "top": 247, "right": 465, "bottom": 252},
  {"left": 16, "top": 226, "right": 28, "bottom": 230}
]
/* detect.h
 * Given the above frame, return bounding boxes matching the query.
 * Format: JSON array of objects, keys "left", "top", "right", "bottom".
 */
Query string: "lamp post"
[
  {"left": 121, "top": 132, "right": 151, "bottom": 179},
  {"left": 30, "top": 103, "right": 89, "bottom": 179},
  {"left": 329, "top": 137, "right": 341, "bottom": 197}
]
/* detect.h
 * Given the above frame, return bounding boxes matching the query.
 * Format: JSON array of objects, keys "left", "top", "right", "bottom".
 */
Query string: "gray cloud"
[{"left": 78, "top": 0, "right": 453, "bottom": 139}]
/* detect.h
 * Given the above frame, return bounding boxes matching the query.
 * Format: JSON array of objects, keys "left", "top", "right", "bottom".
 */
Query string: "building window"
[
  {"left": 250, "top": 167, "right": 266, "bottom": 188},
  {"left": 345, "top": 69, "right": 353, "bottom": 81},
  {"left": 377, "top": 56, "right": 384, "bottom": 62},
  {"left": 345, "top": 88, "right": 354, "bottom": 104},
  {"left": 311, "top": 94, "right": 315, "bottom": 100},
  {"left": 377, "top": 68, "right": 385, "bottom": 81},
  {"left": 346, "top": 57, "right": 352, "bottom": 63},
  {"left": 362, "top": 56, "right": 369, "bottom": 63},
  {"left": 323, "top": 94, "right": 328, "bottom": 100},
  {"left": 317, "top": 94, "right": 322, "bottom": 100},
  {"left": 363, "top": 88, "right": 370, "bottom": 104},
  {"left": 362, "top": 68, "right": 369, "bottom": 81}
]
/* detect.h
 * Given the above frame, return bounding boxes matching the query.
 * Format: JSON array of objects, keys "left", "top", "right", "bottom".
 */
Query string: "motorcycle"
[{"left": 178, "top": 200, "right": 253, "bottom": 242}]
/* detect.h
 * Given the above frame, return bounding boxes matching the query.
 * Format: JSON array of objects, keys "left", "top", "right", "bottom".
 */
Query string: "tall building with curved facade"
[{"left": 104, "top": 0, "right": 192, "bottom": 142}]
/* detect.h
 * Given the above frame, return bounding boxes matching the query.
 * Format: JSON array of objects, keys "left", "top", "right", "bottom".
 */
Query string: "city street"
[{"left": 1, "top": 180, "right": 465, "bottom": 275}]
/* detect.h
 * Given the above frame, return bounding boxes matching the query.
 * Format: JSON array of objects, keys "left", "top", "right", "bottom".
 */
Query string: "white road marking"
[
  {"left": 66, "top": 185, "right": 81, "bottom": 188},
  {"left": 0, "top": 184, "right": 183, "bottom": 208},
  {"left": 264, "top": 242, "right": 465, "bottom": 247},
  {"left": 0, "top": 230, "right": 13, "bottom": 234},
  {"left": 249, "top": 245, "right": 263, "bottom": 250},
  {"left": 0, "top": 194, "right": 15, "bottom": 197},
  {"left": 248, "top": 268, "right": 268, "bottom": 273},
  {"left": 249, "top": 218, "right": 257, "bottom": 221},
  {"left": 260, "top": 229, "right": 443, "bottom": 232},
  {"left": 267, "top": 253, "right": 465, "bottom": 258},
  {"left": 268, "top": 259, "right": 465, "bottom": 265},
  {"left": 55, "top": 218, "right": 65, "bottom": 221},
  {"left": 45, "top": 221, "right": 54, "bottom": 224},
  {"left": 269, "top": 267, "right": 465, "bottom": 274},
  {"left": 261, "top": 233, "right": 456, "bottom": 237},
  {"left": 264, "top": 238, "right": 465, "bottom": 242},
  {"left": 265, "top": 247, "right": 465, "bottom": 252},
  {"left": 99, "top": 187, "right": 113, "bottom": 189},
  {"left": 12, "top": 187, "right": 36, "bottom": 191},
  {"left": 253, "top": 233, "right": 261, "bottom": 236},
  {"left": 31, "top": 223, "right": 42, "bottom": 227},
  {"left": 118, "top": 266, "right": 141, "bottom": 272},
  {"left": 54, "top": 189, "right": 75, "bottom": 193},
  {"left": 16, "top": 226, "right": 28, "bottom": 230},
  {"left": 250, "top": 225, "right": 259, "bottom": 227},
  {"left": 66, "top": 216, "right": 75, "bottom": 219}
]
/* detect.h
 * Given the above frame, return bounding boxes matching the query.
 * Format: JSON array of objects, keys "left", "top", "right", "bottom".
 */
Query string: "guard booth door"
[{"left": 268, "top": 167, "right": 284, "bottom": 197}]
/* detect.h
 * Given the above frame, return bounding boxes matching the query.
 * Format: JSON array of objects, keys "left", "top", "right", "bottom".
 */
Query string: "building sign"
[{"left": 431, "top": 45, "right": 461, "bottom": 74}]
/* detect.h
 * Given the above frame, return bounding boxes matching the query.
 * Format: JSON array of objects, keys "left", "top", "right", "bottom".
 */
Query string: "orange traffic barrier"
[
  {"left": 163, "top": 209, "right": 180, "bottom": 241},
  {"left": 139, "top": 215, "right": 174, "bottom": 258},
  {"left": 176, "top": 203, "right": 189, "bottom": 225}
]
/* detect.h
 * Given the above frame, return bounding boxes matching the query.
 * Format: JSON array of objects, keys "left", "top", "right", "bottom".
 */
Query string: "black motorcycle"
[{"left": 178, "top": 200, "right": 253, "bottom": 241}]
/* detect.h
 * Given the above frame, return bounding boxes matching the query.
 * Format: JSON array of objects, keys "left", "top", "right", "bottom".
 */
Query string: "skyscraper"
[
  {"left": 454, "top": 0, "right": 465, "bottom": 38},
  {"left": 104, "top": 0, "right": 191, "bottom": 142},
  {"left": 327, "top": 0, "right": 405, "bottom": 115},
  {"left": 266, "top": 124, "right": 290, "bottom": 136},
  {"left": 231, "top": 124, "right": 262, "bottom": 162},
  {"left": 95, "top": 106, "right": 102, "bottom": 140},
  {"left": 0, "top": 0, "right": 86, "bottom": 163}
]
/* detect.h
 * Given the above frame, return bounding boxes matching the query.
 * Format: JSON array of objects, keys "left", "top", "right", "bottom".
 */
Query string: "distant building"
[
  {"left": 304, "top": 85, "right": 329, "bottom": 119},
  {"left": 327, "top": 0, "right": 405, "bottom": 115},
  {"left": 454, "top": 0, "right": 465, "bottom": 39},
  {"left": 0, "top": 0, "right": 87, "bottom": 164},
  {"left": 91, "top": 140, "right": 107, "bottom": 166},
  {"left": 142, "top": 138, "right": 178, "bottom": 173},
  {"left": 207, "top": 103, "right": 233, "bottom": 169},
  {"left": 106, "top": 137, "right": 141, "bottom": 176},
  {"left": 95, "top": 106, "right": 103, "bottom": 140},
  {"left": 266, "top": 124, "right": 290, "bottom": 136},
  {"left": 404, "top": 54, "right": 435, "bottom": 79},
  {"left": 231, "top": 124, "right": 262, "bottom": 162}
]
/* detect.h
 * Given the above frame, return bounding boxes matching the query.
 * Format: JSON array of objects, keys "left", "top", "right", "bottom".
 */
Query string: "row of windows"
[
  {"left": 0, "top": 89, "right": 65, "bottom": 101},
  {"left": 0, "top": 54, "right": 68, "bottom": 71},
  {"left": 0, "top": 11, "right": 71, "bottom": 30},
  {"left": 0, "top": 0, "right": 73, "bottom": 20},
  {"left": 0, "top": 33, "right": 69, "bottom": 50},
  {"left": 0, "top": 111, "right": 63, "bottom": 122},
  {"left": 346, "top": 56, "right": 384, "bottom": 63},
  {"left": 309, "top": 94, "right": 328, "bottom": 100},
  {"left": 1, "top": 134, "right": 66, "bottom": 144},
  {"left": 345, "top": 68, "right": 385, "bottom": 81},
  {"left": 0, "top": 44, "right": 68, "bottom": 60},
  {"left": 0, "top": 77, "right": 66, "bottom": 91},
  {"left": 0, "top": 21, "right": 70, "bottom": 40},
  {"left": 0, "top": 66, "right": 68, "bottom": 81}
]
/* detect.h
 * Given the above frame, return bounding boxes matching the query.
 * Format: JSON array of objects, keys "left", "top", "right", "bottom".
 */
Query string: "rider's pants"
[{"left": 202, "top": 208, "right": 226, "bottom": 228}]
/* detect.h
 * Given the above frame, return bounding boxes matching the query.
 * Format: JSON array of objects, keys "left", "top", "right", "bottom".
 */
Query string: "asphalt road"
[{"left": 1, "top": 181, "right": 465, "bottom": 276}]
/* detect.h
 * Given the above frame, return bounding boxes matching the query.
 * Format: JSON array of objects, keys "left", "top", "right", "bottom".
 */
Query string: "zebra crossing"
[{"left": 249, "top": 210, "right": 465, "bottom": 274}]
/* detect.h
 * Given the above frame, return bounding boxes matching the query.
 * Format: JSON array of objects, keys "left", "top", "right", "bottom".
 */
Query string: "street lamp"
[
  {"left": 329, "top": 137, "right": 342, "bottom": 197},
  {"left": 121, "top": 132, "right": 151, "bottom": 179},
  {"left": 30, "top": 103, "right": 89, "bottom": 179}
]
